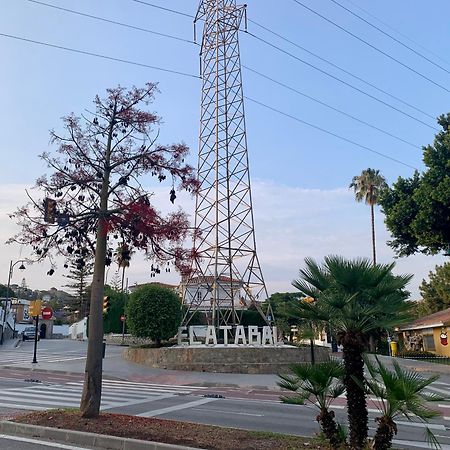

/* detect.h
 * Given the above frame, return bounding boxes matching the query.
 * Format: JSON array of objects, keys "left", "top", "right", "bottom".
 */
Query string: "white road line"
[
  {"left": 66, "top": 382, "right": 196, "bottom": 395},
  {"left": 0, "top": 433, "right": 93, "bottom": 449},
  {"left": 0, "top": 402, "right": 47, "bottom": 410},
  {"left": 395, "top": 420, "right": 446, "bottom": 431},
  {"left": 425, "top": 386, "right": 450, "bottom": 397},
  {"left": 138, "top": 397, "right": 218, "bottom": 417},
  {"left": 393, "top": 439, "right": 450, "bottom": 450},
  {"left": 193, "top": 407, "right": 263, "bottom": 417},
  {"left": 43, "top": 357, "right": 86, "bottom": 363},
  {"left": 102, "top": 394, "right": 175, "bottom": 410},
  {"left": 102, "top": 379, "right": 206, "bottom": 390}
]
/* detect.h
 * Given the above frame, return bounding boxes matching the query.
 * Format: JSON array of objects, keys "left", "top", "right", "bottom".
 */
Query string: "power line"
[
  {"left": 245, "top": 32, "right": 438, "bottom": 131},
  {"left": 0, "top": 32, "right": 200, "bottom": 79},
  {"left": 248, "top": 18, "right": 435, "bottom": 120},
  {"left": 245, "top": 96, "right": 418, "bottom": 170},
  {"left": 328, "top": 0, "right": 450, "bottom": 76},
  {"left": 125, "top": 0, "right": 437, "bottom": 129},
  {"left": 25, "top": 0, "right": 195, "bottom": 45},
  {"left": 0, "top": 31, "right": 418, "bottom": 170},
  {"left": 292, "top": 0, "right": 450, "bottom": 93},
  {"left": 21, "top": 0, "right": 427, "bottom": 148},
  {"left": 130, "top": 0, "right": 194, "bottom": 19},
  {"left": 342, "top": 0, "right": 450, "bottom": 68},
  {"left": 243, "top": 66, "right": 421, "bottom": 150}
]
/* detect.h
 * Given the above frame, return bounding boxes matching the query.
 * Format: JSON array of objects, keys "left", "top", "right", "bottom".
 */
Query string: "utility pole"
[{"left": 183, "top": 0, "right": 272, "bottom": 326}]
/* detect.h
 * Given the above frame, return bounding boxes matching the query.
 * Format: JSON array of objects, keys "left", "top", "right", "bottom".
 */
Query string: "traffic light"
[
  {"left": 43, "top": 198, "right": 57, "bottom": 223},
  {"left": 103, "top": 296, "right": 111, "bottom": 314}
]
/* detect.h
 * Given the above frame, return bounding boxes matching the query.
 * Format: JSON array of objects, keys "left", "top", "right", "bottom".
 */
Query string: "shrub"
[{"left": 126, "top": 285, "right": 182, "bottom": 347}]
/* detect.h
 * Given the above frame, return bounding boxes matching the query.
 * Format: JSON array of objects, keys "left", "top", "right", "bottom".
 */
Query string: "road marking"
[
  {"left": 193, "top": 407, "right": 263, "bottom": 417},
  {"left": 0, "top": 402, "right": 47, "bottom": 410},
  {"left": 0, "top": 433, "right": 93, "bottom": 449},
  {"left": 393, "top": 439, "right": 450, "bottom": 449},
  {"left": 43, "top": 356, "right": 86, "bottom": 363},
  {"left": 138, "top": 397, "right": 218, "bottom": 417},
  {"left": 395, "top": 420, "right": 446, "bottom": 431},
  {"left": 102, "top": 379, "right": 207, "bottom": 390}
]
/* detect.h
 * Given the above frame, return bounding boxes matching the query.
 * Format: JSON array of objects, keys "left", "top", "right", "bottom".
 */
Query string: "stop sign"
[{"left": 41, "top": 307, "right": 53, "bottom": 320}]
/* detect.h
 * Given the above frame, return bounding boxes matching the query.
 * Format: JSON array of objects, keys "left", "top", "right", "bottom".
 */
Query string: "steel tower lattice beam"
[{"left": 182, "top": 0, "right": 271, "bottom": 327}]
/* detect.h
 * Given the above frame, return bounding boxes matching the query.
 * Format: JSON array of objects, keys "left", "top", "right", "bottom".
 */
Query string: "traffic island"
[
  {"left": 3, "top": 410, "right": 329, "bottom": 449},
  {"left": 123, "top": 345, "right": 329, "bottom": 373}
]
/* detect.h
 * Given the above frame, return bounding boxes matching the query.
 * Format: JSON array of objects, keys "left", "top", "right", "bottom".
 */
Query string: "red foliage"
[{"left": 9, "top": 83, "right": 199, "bottom": 275}]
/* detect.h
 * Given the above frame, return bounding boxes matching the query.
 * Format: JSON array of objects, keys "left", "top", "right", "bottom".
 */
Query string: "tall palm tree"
[
  {"left": 116, "top": 242, "right": 133, "bottom": 292},
  {"left": 278, "top": 360, "right": 346, "bottom": 449},
  {"left": 350, "top": 168, "right": 388, "bottom": 265},
  {"left": 362, "top": 356, "right": 444, "bottom": 450},
  {"left": 292, "top": 256, "right": 411, "bottom": 450}
]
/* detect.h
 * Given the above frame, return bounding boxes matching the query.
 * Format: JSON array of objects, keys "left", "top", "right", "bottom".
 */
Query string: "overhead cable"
[
  {"left": 130, "top": 0, "right": 194, "bottom": 19},
  {"left": 25, "top": 0, "right": 195, "bottom": 45},
  {"left": 245, "top": 96, "right": 418, "bottom": 170},
  {"left": 248, "top": 18, "right": 435, "bottom": 120},
  {"left": 245, "top": 32, "right": 438, "bottom": 131},
  {"left": 292, "top": 0, "right": 450, "bottom": 93},
  {"left": 243, "top": 66, "right": 421, "bottom": 150},
  {"left": 0, "top": 32, "right": 200, "bottom": 79}
]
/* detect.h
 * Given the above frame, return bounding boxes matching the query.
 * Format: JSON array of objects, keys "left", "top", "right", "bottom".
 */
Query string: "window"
[{"left": 423, "top": 334, "right": 435, "bottom": 351}]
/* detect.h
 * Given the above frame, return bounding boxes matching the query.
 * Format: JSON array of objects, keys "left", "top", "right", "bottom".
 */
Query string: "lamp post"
[{"left": 1, "top": 260, "right": 26, "bottom": 345}]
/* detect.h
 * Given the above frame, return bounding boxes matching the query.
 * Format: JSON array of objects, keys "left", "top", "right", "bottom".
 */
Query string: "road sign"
[
  {"left": 120, "top": 315, "right": 126, "bottom": 322},
  {"left": 41, "top": 307, "right": 53, "bottom": 320}
]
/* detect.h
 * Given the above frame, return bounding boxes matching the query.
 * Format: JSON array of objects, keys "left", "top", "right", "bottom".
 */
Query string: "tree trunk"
[
  {"left": 371, "top": 203, "right": 376, "bottom": 265},
  {"left": 80, "top": 218, "right": 107, "bottom": 417},
  {"left": 342, "top": 331, "right": 368, "bottom": 450},
  {"left": 317, "top": 408, "right": 342, "bottom": 450},
  {"left": 80, "top": 104, "right": 115, "bottom": 418},
  {"left": 373, "top": 416, "right": 397, "bottom": 450}
]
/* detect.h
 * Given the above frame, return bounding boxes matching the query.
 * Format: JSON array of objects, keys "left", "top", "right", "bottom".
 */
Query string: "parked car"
[{"left": 22, "top": 326, "right": 39, "bottom": 341}]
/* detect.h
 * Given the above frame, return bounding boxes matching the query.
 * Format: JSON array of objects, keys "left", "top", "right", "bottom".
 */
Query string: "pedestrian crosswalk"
[
  {"left": 0, "top": 349, "right": 88, "bottom": 366},
  {"left": 0, "top": 379, "right": 207, "bottom": 412}
]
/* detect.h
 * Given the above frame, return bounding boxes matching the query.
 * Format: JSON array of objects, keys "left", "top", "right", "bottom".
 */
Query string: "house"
[{"left": 397, "top": 307, "right": 450, "bottom": 356}]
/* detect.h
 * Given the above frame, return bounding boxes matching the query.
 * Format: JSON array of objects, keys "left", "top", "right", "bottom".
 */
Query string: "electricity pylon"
[{"left": 182, "top": 0, "right": 272, "bottom": 327}]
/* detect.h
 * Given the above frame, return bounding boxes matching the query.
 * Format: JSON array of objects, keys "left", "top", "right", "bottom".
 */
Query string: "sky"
[{"left": 1, "top": 0, "right": 449, "bottom": 299}]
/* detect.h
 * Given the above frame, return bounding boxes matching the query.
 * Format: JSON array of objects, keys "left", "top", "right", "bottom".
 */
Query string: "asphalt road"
[
  {"left": 1, "top": 339, "right": 450, "bottom": 449},
  {"left": 0, "top": 434, "right": 95, "bottom": 450}
]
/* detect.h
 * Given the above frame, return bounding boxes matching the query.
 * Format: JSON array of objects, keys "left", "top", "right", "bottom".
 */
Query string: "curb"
[{"left": 0, "top": 421, "right": 200, "bottom": 450}]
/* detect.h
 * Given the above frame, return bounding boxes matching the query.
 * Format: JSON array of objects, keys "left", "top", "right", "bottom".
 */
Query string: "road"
[
  {"left": 1, "top": 339, "right": 450, "bottom": 449},
  {"left": 0, "top": 434, "right": 95, "bottom": 450}
]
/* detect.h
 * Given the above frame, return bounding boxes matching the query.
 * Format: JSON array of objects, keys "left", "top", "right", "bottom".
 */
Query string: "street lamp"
[{"left": 0, "top": 260, "right": 26, "bottom": 345}]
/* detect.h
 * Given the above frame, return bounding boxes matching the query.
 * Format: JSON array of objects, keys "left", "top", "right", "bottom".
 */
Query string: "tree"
[
  {"left": 362, "top": 356, "right": 443, "bottom": 450},
  {"left": 64, "top": 257, "right": 94, "bottom": 319},
  {"left": 419, "top": 262, "right": 450, "bottom": 315},
  {"left": 127, "top": 284, "right": 182, "bottom": 346},
  {"left": 9, "top": 84, "right": 198, "bottom": 418},
  {"left": 278, "top": 360, "right": 346, "bottom": 449},
  {"left": 380, "top": 114, "right": 450, "bottom": 256},
  {"left": 103, "top": 286, "right": 127, "bottom": 334},
  {"left": 350, "top": 168, "right": 388, "bottom": 265},
  {"left": 292, "top": 256, "right": 411, "bottom": 449},
  {"left": 115, "top": 242, "right": 133, "bottom": 292},
  {"left": 0, "top": 284, "right": 15, "bottom": 298}
]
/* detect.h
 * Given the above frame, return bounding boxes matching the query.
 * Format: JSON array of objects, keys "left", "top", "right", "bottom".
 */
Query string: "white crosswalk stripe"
[
  {"left": 0, "top": 379, "right": 207, "bottom": 411},
  {"left": 0, "top": 349, "right": 87, "bottom": 365}
]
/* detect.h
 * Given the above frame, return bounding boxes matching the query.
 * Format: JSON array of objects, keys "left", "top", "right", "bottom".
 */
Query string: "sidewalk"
[{"left": 0, "top": 338, "right": 20, "bottom": 350}]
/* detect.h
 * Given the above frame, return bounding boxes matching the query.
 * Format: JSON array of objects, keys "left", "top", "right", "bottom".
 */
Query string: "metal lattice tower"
[{"left": 182, "top": 0, "right": 271, "bottom": 327}]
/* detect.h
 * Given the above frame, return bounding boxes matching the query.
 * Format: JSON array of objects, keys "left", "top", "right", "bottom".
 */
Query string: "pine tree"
[{"left": 64, "top": 259, "right": 94, "bottom": 320}]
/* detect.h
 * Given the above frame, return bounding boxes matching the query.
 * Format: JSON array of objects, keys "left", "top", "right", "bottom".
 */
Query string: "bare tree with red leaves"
[{"left": 9, "top": 83, "right": 198, "bottom": 417}]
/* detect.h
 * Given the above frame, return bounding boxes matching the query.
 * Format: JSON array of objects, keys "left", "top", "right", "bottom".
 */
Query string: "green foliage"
[
  {"left": 126, "top": 285, "right": 182, "bottom": 346},
  {"left": 278, "top": 360, "right": 346, "bottom": 449},
  {"left": 291, "top": 255, "right": 412, "bottom": 449},
  {"left": 103, "top": 286, "right": 127, "bottom": 334},
  {"left": 361, "top": 356, "right": 444, "bottom": 449},
  {"left": 350, "top": 168, "right": 388, "bottom": 206},
  {"left": 239, "top": 308, "right": 267, "bottom": 327},
  {"left": 291, "top": 256, "right": 412, "bottom": 335},
  {"left": 380, "top": 114, "right": 450, "bottom": 256},
  {"left": 418, "top": 263, "right": 450, "bottom": 315},
  {"left": 0, "top": 284, "right": 15, "bottom": 298}
]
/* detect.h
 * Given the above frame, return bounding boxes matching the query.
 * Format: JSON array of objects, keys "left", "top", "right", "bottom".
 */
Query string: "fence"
[{"left": 397, "top": 354, "right": 450, "bottom": 365}]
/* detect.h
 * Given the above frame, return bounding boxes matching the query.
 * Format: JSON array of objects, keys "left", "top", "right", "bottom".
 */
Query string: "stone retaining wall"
[{"left": 123, "top": 345, "right": 329, "bottom": 374}]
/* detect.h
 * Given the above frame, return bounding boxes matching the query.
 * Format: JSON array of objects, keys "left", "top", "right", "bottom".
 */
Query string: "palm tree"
[
  {"left": 350, "top": 168, "right": 388, "bottom": 265},
  {"left": 116, "top": 242, "right": 133, "bottom": 292},
  {"left": 362, "top": 356, "right": 444, "bottom": 450},
  {"left": 292, "top": 256, "right": 411, "bottom": 450},
  {"left": 278, "top": 360, "right": 346, "bottom": 449}
]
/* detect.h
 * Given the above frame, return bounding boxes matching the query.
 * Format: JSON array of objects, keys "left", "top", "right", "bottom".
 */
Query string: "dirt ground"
[{"left": 13, "top": 410, "right": 330, "bottom": 450}]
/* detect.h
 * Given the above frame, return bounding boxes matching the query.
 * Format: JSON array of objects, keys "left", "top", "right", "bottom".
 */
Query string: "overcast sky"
[{"left": 1, "top": 0, "right": 449, "bottom": 298}]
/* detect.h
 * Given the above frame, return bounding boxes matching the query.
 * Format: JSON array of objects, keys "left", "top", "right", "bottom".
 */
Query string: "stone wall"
[{"left": 123, "top": 345, "right": 329, "bottom": 374}]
